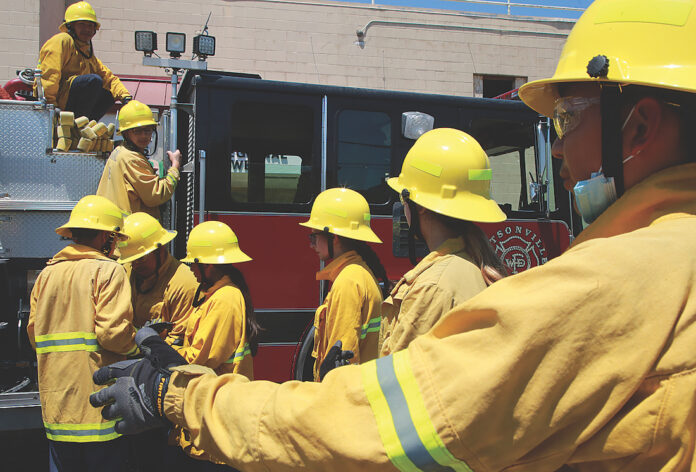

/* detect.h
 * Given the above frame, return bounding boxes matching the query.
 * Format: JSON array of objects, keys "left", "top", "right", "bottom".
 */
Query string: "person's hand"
[
  {"left": 122, "top": 96, "right": 132, "bottom": 104},
  {"left": 143, "top": 320, "right": 174, "bottom": 335},
  {"left": 89, "top": 327, "right": 186, "bottom": 434},
  {"left": 167, "top": 150, "right": 181, "bottom": 170},
  {"left": 319, "top": 340, "right": 354, "bottom": 381}
]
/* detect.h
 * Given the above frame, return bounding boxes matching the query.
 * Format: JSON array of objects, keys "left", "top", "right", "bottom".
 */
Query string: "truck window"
[
  {"left": 224, "top": 101, "right": 315, "bottom": 206},
  {"left": 467, "top": 116, "right": 539, "bottom": 213},
  {"left": 336, "top": 109, "right": 391, "bottom": 204}
]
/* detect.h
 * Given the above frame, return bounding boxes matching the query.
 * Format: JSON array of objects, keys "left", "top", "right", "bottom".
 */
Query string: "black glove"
[
  {"left": 89, "top": 327, "right": 186, "bottom": 434},
  {"left": 142, "top": 320, "right": 174, "bottom": 334},
  {"left": 319, "top": 340, "right": 354, "bottom": 381}
]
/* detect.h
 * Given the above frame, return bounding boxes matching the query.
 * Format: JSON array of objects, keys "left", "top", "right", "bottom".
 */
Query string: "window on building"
[
  {"left": 336, "top": 110, "right": 391, "bottom": 204},
  {"left": 473, "top": 74, "right": 527, "bottom": 98}
]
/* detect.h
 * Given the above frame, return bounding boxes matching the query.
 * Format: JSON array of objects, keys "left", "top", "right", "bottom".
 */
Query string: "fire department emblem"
[{"left": 488, "top": 224, "right": 548, "bottom": 274}]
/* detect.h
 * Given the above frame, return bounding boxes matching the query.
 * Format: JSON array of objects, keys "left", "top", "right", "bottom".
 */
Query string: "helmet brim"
[
  {"left": 116, "top": 230, "right": 176, "bottom": 264},
  {"left": 388, "top": 176, "right": 506, "bottom": 223},
  {"left": 298, "top": 221, "right": 382, "bottom": 244},
  {"left": 59, "top": 20, "right": 101, "bottom": 34}
]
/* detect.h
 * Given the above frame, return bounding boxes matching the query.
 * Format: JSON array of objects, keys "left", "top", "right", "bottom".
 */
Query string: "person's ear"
[{"left": 622, "top": 96, "right": 663, "bottom": 157}]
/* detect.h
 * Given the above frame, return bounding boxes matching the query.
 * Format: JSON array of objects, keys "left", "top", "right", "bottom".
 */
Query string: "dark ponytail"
[
  {"left": 340, "top": 237, "right": 391, "bottom": 298},
  {"left": 439, "top": 216, "right": 509, "bottom": 285},
  {"left": 219, "top": 264, "right": 262, "bottom": 356}
]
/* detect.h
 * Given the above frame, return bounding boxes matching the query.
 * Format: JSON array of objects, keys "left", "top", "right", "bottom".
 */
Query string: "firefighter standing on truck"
[
  {"left": 97, "top": 99, "right": 181, "bottom": 219},
  {"left": 117, "top": 212, "right": 197, "bottom": 346},
  {"left": 164, "top": 221, "right": 259, "bottom": 470},
  {"left": 380, "top": 127, "right": 508, "bottom": 357},
  {"left": 27, "top": 195, "right": 138, "bottom": 472},
  {"left": 300, "top": 187, "right": 388, "bottom": 381},
  {"left": 91, "top": 0, "right": 696, "bottom": 468},
  {"left": 36, "top": 1, "right": 132, "bottom": 121}
]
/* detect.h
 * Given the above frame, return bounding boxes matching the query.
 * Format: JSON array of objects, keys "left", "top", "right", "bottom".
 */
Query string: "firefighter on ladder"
[
  {"left": 97, "top": 99, "right": 181, "bottom": 219},
  {"left": 36, "top": 1, "right": 132, "bottom": 121},
  {"left": 91, "top": 0, "right": 696, "bottom": 469},
  {"left": 27, "top": 195, "right": 138, "bottom": 472}
]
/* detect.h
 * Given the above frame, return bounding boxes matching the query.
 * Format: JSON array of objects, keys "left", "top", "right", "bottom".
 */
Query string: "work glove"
[
  {"left": 142, "top": 319, "right": 174, "bottom": 335},
  {"left": 122, "top": 95, "right": 132, "bottom": 104},
  {"left": 319, "top": 340, "right": 354, "bottom": 381},
  {"left": 89, "top": 327, "right": 186, "bottom": 434}
]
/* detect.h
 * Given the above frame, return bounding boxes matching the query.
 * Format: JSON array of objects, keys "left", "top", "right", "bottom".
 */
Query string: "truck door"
[{"left": 183, "top": 82, "right": 323, "bottom": 381}]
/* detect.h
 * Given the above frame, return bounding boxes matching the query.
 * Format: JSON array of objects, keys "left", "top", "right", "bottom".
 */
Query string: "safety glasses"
[{"left": 553, "top": 96, "right": 600, "bottom": 140}]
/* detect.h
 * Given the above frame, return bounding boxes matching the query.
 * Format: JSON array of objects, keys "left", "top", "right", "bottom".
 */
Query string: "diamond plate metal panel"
[
  {"left": 0, "top": 154, "right": 105, "bottom": 202},
  {"left": 0, "top": 211, "right": 71, "bottom": 258},
  {"left": 0, "top": 102, "right": 107, "bottom": 202},
  {"left": 0, "top": 102, "right": 53, "bottom": 160}
]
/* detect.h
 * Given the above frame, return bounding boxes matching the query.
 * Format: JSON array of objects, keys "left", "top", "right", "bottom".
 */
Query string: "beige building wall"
[{"left": 0, "top": 0, "right": 573, "bottom": 96}]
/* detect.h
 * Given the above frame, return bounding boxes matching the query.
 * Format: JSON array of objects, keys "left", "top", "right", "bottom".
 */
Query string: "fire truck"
[{"left": 0, "top": 68, "right": 576, "bottom": 439}]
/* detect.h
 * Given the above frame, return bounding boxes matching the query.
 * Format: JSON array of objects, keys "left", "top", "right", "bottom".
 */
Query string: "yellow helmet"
[
  {"left": 181, "top": 221, "right": 251, "bottom": 264},
  {"left": 387, "top": 128, "right": 505, "bottom": 223},
  {"left": 56, "top": 195, "right": 127, "bottom": 239},
  {"left": 60, "top": 2, "right": 100, "bottom": 33},
  {"left": 117, "top": 213, "right": 176, "bottom": 264},
  {"left": 519, "top": 0, "right": 696, "bottom": 117},
  {"left": 118, "top": 100, "right": 157, "bottom": 133},
  {"left": 299, "top": 188, "right": 382, "bottom": 243}
]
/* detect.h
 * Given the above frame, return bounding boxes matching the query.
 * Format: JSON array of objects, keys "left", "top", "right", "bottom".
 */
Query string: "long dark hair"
[
  {"left": 339, "top": 237, "right": 391, "bottom": 298},
  {"left": 440, "top": 215, "right": 508, "bottom": 285},
  {"left": 219, "top": 264, "right": 262, "bottom": 356}
]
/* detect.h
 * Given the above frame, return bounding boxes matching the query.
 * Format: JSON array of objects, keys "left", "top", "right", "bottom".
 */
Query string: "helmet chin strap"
[
  {"left": 323, "top": 226, "right": 334, "bottom": 259},
  {"left": 192, "top": 261, "right": 210, "bottom": 307},
  {"left": 402, "top": 189, "right": 424, "bottom": 266},
  {"left": 101, "top": 232, "right": 116, "bottom": 259},
  {"left": 600, "top": 84, "right": 625, "bottom": 197}
]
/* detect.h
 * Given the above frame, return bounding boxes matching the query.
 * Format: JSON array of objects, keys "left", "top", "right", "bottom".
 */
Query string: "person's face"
[
  {"left": 191, "top": 262, "right": 204, "bottom": 283},
  {"left": 71, "top": 21, "right": 97, "bottom": 42},
  {"left": 131, "top": 250, "right": 158, "bottom": 278},
  {"left": 308, "top": 231, "right": 330, "bottom": 261},
  {"left": 551, "top": 83, "right": 603, "bottom": 193},
  {"left": 124, "top": 126, "right": 154, "bottom": 151}
]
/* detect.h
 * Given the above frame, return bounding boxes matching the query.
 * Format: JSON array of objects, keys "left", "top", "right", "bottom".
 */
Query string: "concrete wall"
[{"left": 0, "top": 0, "right": 573, "bottom": 96}]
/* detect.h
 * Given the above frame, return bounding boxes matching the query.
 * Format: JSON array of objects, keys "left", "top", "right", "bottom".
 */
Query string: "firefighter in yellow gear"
[
  {"left": 36, "top": 1, "right": 131, "bottom": 120},
  {"left": 380, "top": 128, "right": 507, "bottom": 357},
  {"left": 300, "top": 187, "right": 387, "bottom": 381},
  {"left": 170, "top": 221, "right": 260, "bottom": 466},
  {"left": 28, "top": 195, "right": 137, "bottom": 472},
  {"left": 117, "top": 212, "right": 197, "bottom": 346},
  {"left": 92, "top": 0, "right": 696, "bottom": 469},
  {"left": 96, "top": 99, "right": 180, "bottom": 219}
]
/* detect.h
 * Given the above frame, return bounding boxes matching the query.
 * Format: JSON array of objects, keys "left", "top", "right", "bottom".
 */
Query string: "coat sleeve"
[
  {"left": 177, "top": 290, "right": 244, "bottom": 369},
  {"left": 93, "top": 263, "right": 137, "bottom": 356},
  {"left": 123, "top": 155, "right": 179, "bottom": 208},
  {"left": 38, "top": 36, "right": 68, "bottom": 105},
  {"left": 27, "top": 277, "right": 40, "bottom": 350},
  {"left": 323, "top": 276, "right": 365, "bottom": 364},
  {"left": 383, "top": 282, "right": 452, "bottom": 355},
  {"left": 162, "top": 277, "right": 198, "bottom": 344},
  {"left": 95, "top": 56, "right": 130, "bottom": 101},
  {"left": 162, "top": 221, "right": 693, "bottom": 471}
]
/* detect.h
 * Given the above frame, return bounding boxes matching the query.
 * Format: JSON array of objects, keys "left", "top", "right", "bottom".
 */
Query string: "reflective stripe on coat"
[
  {"left": 27, "top": 244, "right": 136, "bottom": 442},
  {"left": 312, "top": 250, "right": 382, "bottom": 381}
]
